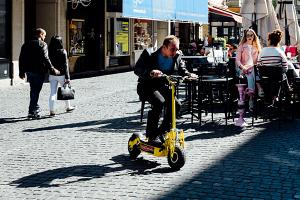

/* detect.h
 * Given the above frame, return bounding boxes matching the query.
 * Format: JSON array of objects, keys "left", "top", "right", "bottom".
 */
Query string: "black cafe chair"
[
  {"left": 257, "top": 65, "right": 294, "bottom": 127},
  {"left": 197, "top": 62, "right": 235, "bottom": 126}
]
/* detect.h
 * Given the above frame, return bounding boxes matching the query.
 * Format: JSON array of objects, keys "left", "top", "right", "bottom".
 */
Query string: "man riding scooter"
[{"left": 134, "top": 35, "right": 197, "bottom": 143}]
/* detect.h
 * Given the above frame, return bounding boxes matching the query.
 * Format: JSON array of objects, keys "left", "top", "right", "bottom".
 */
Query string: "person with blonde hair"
[{"left": 236, "top": 28, "right": 264, "bottom": 111}]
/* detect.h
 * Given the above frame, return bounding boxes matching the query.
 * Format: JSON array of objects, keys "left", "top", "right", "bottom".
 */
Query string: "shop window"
[
  {"left": 116, "top": 18, "right": 129, "bottom": 55},
  {"left": 0, "top": 0, "right": 8, "bottom": 57},
  {"left": 134, "top": 19, "right": 153, "bottom": 50},
  {"left": 69, "top": 19, "right": 85, "bottom": 55}
]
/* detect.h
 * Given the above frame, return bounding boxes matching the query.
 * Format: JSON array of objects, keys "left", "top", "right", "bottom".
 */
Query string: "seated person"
[
  {"left": 228, "top": 43, "right": 238, "bottom": 58},
  {"left": 195, "top": 45, "right": 209, "bottom": 56},
  {"left": 134, "top": 35, "right": 197, "bottom": 143},
  {"left": 257, "top": 29, "right": 291, "bottom": 104}
]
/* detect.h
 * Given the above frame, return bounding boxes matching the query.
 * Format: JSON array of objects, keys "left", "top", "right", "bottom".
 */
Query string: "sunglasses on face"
[{"left": 246, "top": 34, "right": 254, "bottom": 38}]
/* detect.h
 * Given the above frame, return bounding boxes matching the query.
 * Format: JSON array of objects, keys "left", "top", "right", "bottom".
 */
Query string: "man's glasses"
[
  {"left": 168, "top": 46, "right": 179, "bottom": 52},
  {"left": 246, "top": 34, "right": 254, "bottom": 38}
]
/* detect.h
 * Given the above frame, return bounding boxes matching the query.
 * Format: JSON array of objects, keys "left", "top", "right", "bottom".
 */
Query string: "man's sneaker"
[
  {"left": 27, "top": 113, "right": 41, "bottom": 119},
  {"left": 147, "top": 136, "right": 163, "bottom": 146}
]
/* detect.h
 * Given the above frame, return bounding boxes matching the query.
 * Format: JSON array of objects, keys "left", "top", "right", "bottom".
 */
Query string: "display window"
[
  {"left": 134, "top": 19, "right": 153, "bottom": 50},
  {"left": 116, "top": 18, "right": 129, "bottom": 55},
  {"left": 0, "top": 0, "right": 8, "bottom": 57},
  {"left": 69, "top": 19, "right": 85, "bottom": 55}
]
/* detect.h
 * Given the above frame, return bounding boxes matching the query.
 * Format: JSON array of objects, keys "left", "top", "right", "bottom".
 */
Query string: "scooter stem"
[{"left": 171, "top": 82, "right": 176, "bottom": 129}]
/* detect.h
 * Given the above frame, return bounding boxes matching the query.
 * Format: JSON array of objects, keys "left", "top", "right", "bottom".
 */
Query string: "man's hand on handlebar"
[
  {"left": 150, "top": 69, "right": 163, "bottom": 78},
  {"left": 184, "top": 73, "right": 198, "bottom": 81},
  {"left": 189, "top": 73, "right": 198, "bottom": 79}
]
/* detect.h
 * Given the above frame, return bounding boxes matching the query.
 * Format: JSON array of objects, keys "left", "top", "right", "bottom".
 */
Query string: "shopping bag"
[{"left": 57, "top": 83, "right": 75, "bottom": 100}]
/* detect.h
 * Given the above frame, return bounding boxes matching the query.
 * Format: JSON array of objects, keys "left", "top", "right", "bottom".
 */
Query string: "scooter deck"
[{"left": 139, "top": 141, "right": 167, "bottom": 157}]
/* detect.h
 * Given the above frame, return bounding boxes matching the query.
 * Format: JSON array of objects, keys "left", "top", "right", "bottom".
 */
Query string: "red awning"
[{"left": 208, "top": 5, "right": 242, "bottom": 23}]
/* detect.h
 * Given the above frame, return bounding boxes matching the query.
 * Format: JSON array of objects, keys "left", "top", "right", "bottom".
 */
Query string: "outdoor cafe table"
[{"left": 180, "top": 56, "right": 234, "bottom": 125}]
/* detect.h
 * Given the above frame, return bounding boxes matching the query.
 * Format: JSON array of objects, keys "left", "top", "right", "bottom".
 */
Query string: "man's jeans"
[{"left": 26, "top": 72, "right": 45, "bottom": 114}]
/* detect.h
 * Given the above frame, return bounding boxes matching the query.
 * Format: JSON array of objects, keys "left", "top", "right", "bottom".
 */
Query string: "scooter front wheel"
[
  {"left": 168, "top": 146, "right": 185, "bottom": 170},
  {"left": 128, "top": 134, "right": 141, "bottom": 160}
]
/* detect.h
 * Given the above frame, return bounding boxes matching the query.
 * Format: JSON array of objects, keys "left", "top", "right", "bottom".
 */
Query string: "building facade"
[{"left": 1, "top": 0, "right": 208, "bottom": 86}]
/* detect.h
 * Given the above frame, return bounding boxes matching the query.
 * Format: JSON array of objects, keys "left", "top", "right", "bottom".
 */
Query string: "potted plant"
[{"left": 213, "top": 37, "right": 227, "bottom": 49}]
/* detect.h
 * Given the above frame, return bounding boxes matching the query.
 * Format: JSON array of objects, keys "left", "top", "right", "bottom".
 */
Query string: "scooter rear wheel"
[
  {"left": 128, "top": 134, "right": 141, "bottom": 160},
  {"left": 168, "top": 146, "right": 185, "bottom": 170}
]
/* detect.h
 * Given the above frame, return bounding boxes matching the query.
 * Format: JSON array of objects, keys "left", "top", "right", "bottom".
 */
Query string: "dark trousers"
[
  {"left": 26, "top": 72, "right": 45, "bottom": 114},
  {"left": 145, "top": 86, "right": 181, "bottom": 139}
]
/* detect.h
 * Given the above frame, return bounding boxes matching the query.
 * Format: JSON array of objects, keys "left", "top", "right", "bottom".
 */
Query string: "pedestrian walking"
[
  {"left": 48, "top": 35, "right": 75, "bottom": 116},
  {"left": 19, "top": 28, "right": 60, "bottom": 119}
]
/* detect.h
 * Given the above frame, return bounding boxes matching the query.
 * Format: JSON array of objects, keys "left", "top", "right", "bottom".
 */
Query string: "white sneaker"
[{"left": 66, "top": 106, "right": 75, "bottom": 112}]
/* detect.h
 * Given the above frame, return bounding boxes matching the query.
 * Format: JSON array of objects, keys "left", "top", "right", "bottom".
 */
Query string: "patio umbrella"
[
  {"left": 241, "top": 0, "right": 280, "bottom": 46},
  {"left": 276, "top": 0, "right": 300, "bottom": 47}
]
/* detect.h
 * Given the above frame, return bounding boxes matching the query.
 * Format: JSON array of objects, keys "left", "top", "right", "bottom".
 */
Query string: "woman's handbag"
[{"left": 57, "top": 83, "right": 75, "bottom": 100}]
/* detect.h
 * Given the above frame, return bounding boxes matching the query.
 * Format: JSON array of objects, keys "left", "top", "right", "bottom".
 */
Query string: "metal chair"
[
  {"left": 197, "top": 62, "right": 235, "bottom": 126},
  {"left": 257, "top": 65, "right": 293, "bottom": 127}
]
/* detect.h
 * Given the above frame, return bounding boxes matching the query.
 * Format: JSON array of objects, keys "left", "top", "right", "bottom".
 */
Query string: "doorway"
[{"left": 25, "top": 0, "right": 36, "bottom": 42}]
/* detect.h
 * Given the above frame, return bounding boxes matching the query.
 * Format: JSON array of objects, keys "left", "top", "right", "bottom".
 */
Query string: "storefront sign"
[
  {"left": 175, "top": 0, "right": 208, "bottom": 23},
  {"left": 123, "top": 0, "right": 208, "bottom": 23},
  {"left": 67, "top": 0, "right": 91, "bottom": 9}
]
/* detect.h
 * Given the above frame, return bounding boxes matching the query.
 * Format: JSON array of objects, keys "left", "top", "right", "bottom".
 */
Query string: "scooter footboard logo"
[{"left": 141, "top": 144, "right": 154, "bottom": 153}]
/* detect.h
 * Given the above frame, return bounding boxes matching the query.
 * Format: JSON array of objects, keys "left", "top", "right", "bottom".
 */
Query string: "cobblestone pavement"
[{"left": 1, "top": 72, "right": 300, "bottom": 200}]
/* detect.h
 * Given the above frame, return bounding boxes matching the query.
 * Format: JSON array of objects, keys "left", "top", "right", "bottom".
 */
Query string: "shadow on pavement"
[
  {"left": 183, "top": 121, "right": 249, "bottom": 141},
  {"left": 10, "top": 154, "right": 163, "bottom": 188},
  {"left": 0, "top": 115, "right": 54, "bottom": 124},
  {"left": 22, "top": 115, "right": 144, "bottom": 133},
  {"left": 159, "top": 120, "right": 300, "bottom": 199},
  {"left": 0, "top": 117, "right": 29, "bottom": 124}
]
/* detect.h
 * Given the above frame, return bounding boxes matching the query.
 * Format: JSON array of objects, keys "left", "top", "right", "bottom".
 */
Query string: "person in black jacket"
[
  {"left": 134, "top": 35, "right": 197, "bottom": 143},
  {"left": 48, "top": 35, "right": 75, "bottom": 116},
  {"left": 19, "top": 28, "right": 60, "bottom": 119}
]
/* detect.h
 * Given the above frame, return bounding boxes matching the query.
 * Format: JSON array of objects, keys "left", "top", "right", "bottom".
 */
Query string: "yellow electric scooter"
[{"left": 128, "top": 75, "right": 186, "bottom": 170}]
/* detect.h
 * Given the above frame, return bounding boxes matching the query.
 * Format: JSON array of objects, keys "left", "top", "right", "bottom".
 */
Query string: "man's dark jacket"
[
  {"left": 19, "top": 38, "right": 53, "bottom": 76},
  {"left": 134, "top": 47, "right": 190, "bottom": 97}
]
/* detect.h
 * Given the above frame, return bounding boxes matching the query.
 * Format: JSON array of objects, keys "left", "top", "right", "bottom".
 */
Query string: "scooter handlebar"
[
  {"left": 165, "top": 75, "right": 198, "bottom": 83},
  {"left": 152, "top": 74, "right": 198, "bottom": 83}
]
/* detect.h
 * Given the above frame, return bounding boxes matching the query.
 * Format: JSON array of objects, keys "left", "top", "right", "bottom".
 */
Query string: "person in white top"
[{"left": 257, "top": 29, "right": 291, "bottom": 104}]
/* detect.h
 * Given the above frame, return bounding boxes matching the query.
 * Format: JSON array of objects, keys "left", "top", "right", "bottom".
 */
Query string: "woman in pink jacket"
[{"left": 236, "top": 29, "right": 264, "bottom": 110}]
